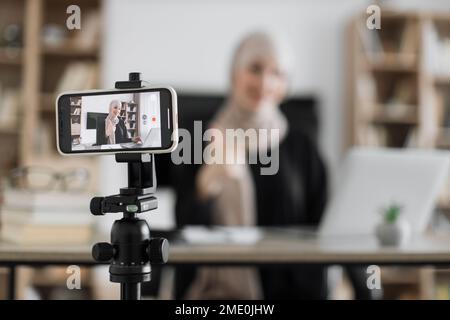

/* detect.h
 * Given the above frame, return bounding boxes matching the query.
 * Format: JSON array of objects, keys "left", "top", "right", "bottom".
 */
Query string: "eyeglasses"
[{"left": 8, "top": 166, "right": 90, "bottom": 192}]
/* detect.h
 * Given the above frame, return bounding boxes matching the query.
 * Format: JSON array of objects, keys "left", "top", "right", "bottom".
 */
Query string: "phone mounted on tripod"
[{"left": 89, "top": 73, "right": 170, "bottom": 300}]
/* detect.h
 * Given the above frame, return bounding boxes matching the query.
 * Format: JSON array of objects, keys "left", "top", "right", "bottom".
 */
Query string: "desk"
[{"left": 1, "top": 229, "right": 450, "bottom": 299}]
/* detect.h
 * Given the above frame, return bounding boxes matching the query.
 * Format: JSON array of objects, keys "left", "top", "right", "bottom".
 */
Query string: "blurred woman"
[
  {"left": 105, "top": 100, "right": 141, "bottom": 144},
  {"left": 178, "top": 31, "right": 329, "bottom": 300}
]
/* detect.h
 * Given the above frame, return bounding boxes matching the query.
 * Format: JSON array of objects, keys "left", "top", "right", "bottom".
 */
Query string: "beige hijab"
[{"left": 185, "top": 32, "right": 291, "bottom": 300}]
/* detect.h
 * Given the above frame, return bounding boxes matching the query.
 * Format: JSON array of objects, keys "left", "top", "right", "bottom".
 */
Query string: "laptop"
[
  {"left": 120, "top": 128, "right": 158, "bottom": 149},
  {"left": 319, "top": 147, "right": 450, "bottom": 236}
]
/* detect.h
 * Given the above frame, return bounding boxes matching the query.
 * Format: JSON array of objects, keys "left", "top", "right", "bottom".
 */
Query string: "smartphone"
[{"left": 56, "top": 86, "right": 178, "bottom": 155}]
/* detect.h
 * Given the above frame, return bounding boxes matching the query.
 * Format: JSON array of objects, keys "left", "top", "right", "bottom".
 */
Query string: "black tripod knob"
[
  {"left": 92, "top": 242, "right": 115, "bottom": 262},
  {"left": 146, "top": 238, "right": 169, "bottom": 264},
  {"left": 90, "top": 197, "right": 105, "bottom": 216}
]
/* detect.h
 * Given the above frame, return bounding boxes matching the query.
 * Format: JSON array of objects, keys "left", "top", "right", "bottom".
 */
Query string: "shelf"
[
  {"left": 0, "top": 48, "right": 22, "bottom": 65},
  {"left": 381, "top": 267, "right": 422, "bottom": 285},
  {"left": 369, "top": 61, "right": 417, "bottom": 73},
  {"left": 428, "top": 12, "right": 450, "bottom": 22},
  {"left": 42, "top": 44, "right": 99, "bottom": 58},
  {"left": 372, "top": 116, "right": 417, "bottom": 126},
  {"left": 371, "top": 106, "right": 418, "bottom": 126},
  {"left": 434, "top": 76, "right": 450, "bottom": 86},
  {"left": 366, "top": 53, "right": 418, "bottom": 73},
  {"left": 0, "top": 127, "right": 18, "bottom": 135}
]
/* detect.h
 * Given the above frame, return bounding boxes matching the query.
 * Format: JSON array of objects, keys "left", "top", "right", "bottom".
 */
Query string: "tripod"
[{"left": 90, "top": 73, "right": 169, "bottom": 300}]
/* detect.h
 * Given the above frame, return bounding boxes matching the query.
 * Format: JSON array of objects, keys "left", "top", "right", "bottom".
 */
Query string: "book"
[
  {"left": 391, "top": 78, "right": 416, "bottom": 106},
  {"left": 404, "top": 128, "right": 418, "bottom": 148},
  {"left": 443, "top": 91, "right": 450, "bottom": 127},
  {"left": 357, "top": 20, "right": 384, "bottom": 63},
  {"left": 423, "top": 20, "right": 450, "bottom": 76},
  {"left": 72, "top": 10, "right": 101, "bottom": 50},
  {"left": 436, "top": 284, "right": 450, "bottom": 300},
  {"left": 56, "top": 62, "right": 98, "bottom": 93},
  {"left": 2, "top": 189, "right": 92, "bottom": 211},
  {"left": 400, "top": 20, "right": 417, "bottom": 55},
  {"left": 0, "top": 87, "right": 20, "bottom": 129},
  {"left": 71, "top": 122, "right": 81, "bottom": 135},
  {"left": 356, "top": 74, "right": 377, "bottom": 118},
  {"left": 1, "top": 223, "right": 92, "bottom": 245},
  {"left": 1, "top": 207, "right": 93, "bottom": 226}
]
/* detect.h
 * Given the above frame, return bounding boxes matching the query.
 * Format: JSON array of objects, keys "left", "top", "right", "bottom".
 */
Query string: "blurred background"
[{"left": 0, "top": 0, "right": 450, "bottom": 300}]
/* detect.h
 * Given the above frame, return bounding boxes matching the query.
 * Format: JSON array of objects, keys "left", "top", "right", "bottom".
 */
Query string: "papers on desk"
[
  {"left": 180, "top": 226, "right": 263, "bottom": 244},
  {"left": 100, "top": 144, "right": 122, "bottom": 150}
]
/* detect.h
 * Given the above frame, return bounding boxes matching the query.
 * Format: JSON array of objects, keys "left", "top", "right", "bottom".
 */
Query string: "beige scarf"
[{"left": 105, "top": 100, "right": 120, "bottom": 144}]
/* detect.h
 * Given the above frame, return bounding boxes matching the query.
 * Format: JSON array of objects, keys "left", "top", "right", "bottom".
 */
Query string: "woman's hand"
[
  {"left": 132, "top": 136, "right": 142, "bottom": 144},
  {"left": 197, "top": 129, "right": 247, "bottom": 201}
]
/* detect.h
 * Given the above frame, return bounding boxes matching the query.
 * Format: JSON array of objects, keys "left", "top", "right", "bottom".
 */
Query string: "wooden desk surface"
[{"left": 0, "top": 229, "right": 449, "bottom": 265}]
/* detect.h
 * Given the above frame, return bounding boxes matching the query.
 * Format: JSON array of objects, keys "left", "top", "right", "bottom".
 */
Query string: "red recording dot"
[{"left": 152, "top": 117, "right": 156, "bottom": 122}]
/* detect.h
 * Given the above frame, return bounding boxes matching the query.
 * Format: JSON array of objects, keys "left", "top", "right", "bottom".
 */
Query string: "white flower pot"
[{"left": 375, "top": 219, "right": 411, "bottom": 247}]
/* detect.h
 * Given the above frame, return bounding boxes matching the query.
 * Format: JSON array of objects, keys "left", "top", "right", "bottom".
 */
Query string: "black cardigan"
[
  {"left": 114, "top": 118, "right": 132, "bottom": 143},
  {"left": 248, "top": 130, "right": 328, "bottom": 299}
]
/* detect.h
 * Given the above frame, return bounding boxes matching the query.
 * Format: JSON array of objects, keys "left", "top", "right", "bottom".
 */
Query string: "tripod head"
[
  {"left": 89, "top": 73, "right": 169, "bottom": 300},
  {"left": 90, "top": 153, "right": 158, "bottom": 216}
]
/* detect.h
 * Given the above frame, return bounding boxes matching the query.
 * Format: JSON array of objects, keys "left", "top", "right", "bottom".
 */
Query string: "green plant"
[{"left": 379, "top": 203, "right": 403, "bottom": 224}]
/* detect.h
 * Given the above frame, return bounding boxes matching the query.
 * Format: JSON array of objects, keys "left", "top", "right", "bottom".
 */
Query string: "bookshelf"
[
  {"left": 116, "top": 101, "right": 139, "bottom": 139},
  {"left": 70, "top": 97, "right": 81, "bottom": 145},
  {"left": 347, "top": 11, "right": 450, "bottom": 149},
  {"left": 346, "top": 9, "right": 450, "bottom": 300},
  {"left": 126, "top": 101, "right": 138, "bottom": 137},
  {"left": 17, "top": 0, "right": 103, "bottom": 192},
  {"left": 0, "top": 0, "right": 104, "bottom": 300},
  {"left": 0, "top": 0, "right": 25, "bottom": 176}
]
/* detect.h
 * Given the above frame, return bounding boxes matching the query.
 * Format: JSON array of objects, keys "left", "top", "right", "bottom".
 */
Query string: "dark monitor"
[
  {"left": 87, "top": 112, "right": 108, "bottom": 129},
  {"left": 87, "top": 112, "right": 108, "bottom": 146}
]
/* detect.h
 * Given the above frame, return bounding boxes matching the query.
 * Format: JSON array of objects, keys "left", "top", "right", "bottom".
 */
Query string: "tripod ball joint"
[
  {"left": 92, "top": 242, "right": 115, "bottom": 262},
  {"left": 147, "top": 237, "right": 169, "bottom": 264}
]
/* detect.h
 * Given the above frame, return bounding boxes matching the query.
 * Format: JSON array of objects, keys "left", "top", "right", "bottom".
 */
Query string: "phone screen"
[{"left": 57, "top": 88, "right": 177, "bottom": 154}]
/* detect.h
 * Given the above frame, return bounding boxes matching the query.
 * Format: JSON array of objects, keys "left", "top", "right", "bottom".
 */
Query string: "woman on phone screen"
[{"left": 105, "top": 100, "right": 141, "bottom": 144}]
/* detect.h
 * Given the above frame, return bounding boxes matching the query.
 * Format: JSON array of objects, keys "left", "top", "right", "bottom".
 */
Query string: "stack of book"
[
  {"left": 0, "top": 189, "right": 93, "bottom": 245},
  {"left": 56, "top": 62, "right": 98, "bottom": 93},
  {"left": 0, "top": 84, "right": 20, "bottom": 131}
]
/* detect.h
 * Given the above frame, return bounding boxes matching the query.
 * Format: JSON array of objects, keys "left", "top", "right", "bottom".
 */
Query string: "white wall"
[{"left": 138, "top": 91, "right": 162, "bottom": 144}]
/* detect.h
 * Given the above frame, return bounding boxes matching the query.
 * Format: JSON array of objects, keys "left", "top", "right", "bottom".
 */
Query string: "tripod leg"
[{"left": 121, "top": 282, "right": 141, "bottom": 300}]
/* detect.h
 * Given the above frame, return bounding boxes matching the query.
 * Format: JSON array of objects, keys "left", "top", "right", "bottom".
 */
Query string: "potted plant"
[{"left": 375, "top": 203, "right": 411, "bottom": 246}]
